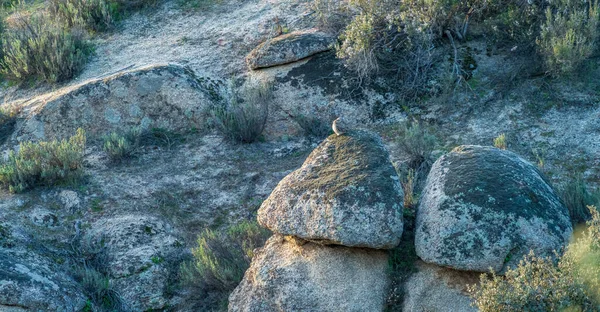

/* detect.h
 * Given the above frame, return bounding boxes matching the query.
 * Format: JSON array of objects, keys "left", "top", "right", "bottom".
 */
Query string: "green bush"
[
  {"left": 0, "top": 128, "right": 86, "bottom": 192},
  {"left": 0, "top": 13, "right": 91, "bottom": 83},
  {"left": 537, "top": 0, "right": 599, "bottom": 76},
  {"left": 180, "top": 220, "right": 270, "bottom": 309},
  {"left": 102, "top": 129, "right": 140, "bottom": 163},
  {"left": 211, "top": 81, "right": 271, "bottom": 143},
  {"left": 48, "top": 0, "right": 114, "bottom": 32},
  {"left": 468, "top": 205, "right": 600, "bottom": 311}
]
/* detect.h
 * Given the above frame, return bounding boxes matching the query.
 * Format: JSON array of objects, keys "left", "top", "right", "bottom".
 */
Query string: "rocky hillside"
[{"left": 0, "top": 0, "right": 599, "bottom": 311}]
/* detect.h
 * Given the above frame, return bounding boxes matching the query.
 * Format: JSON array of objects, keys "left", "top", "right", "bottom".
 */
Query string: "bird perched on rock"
[{"left": 332, "top": 117, "right": 348, "bottom": 136}]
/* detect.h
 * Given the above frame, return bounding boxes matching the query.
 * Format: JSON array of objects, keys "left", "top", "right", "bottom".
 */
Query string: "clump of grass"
[
  {"left": 493, "top": 133, "right": 507, "bottom": 150},
  {"left": 70, "top": 235, "right": 125, "bottom": 311},
  {"left": 180, "top": 220, "right": 270, "bottom": 310},
  {"left": 102, "top": 128, "right": 140, "bottom": 163},
  {"left": 0, "top": 13, "right": 92, "bottom": 83},
  {"left": 400, "top": 169, "right": 416, "bottom": 210},
  {"left": 395, "top": 121, "right": 437, "bottom": 170},
  {"left": 468, "top": 205, "right": 600, "bottom": 311},
  {"left": 0, "top": 128, "right": 86, "bottom": 193},
  {"left": 291, "top": 113, "right": 331, "bottom": 139},
  {"left": 211, "top": 81, "right": 271, "bottom": 143},
  {"left": 560, "top": 174, "right": 600, "bottom": 224}
]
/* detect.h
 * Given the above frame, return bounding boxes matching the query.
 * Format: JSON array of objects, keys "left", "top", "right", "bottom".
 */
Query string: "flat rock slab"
[
  {"left": 257, "top": 130, "right": 404, "bottom": 249},
  {"left": 13, "top": 63, "right": 219, "bottom": 142},
  {"left": 246, "top": 29, "right": 335, "bottom": 70},
  {"left": 0, "top": 248, "right": 86, "bottom": 311},
  {"left": 416, "top": 145, "right": 572, "bottom": 272},
  {"left": 228, "top": 235, "right": 389, "bottom": 312}
]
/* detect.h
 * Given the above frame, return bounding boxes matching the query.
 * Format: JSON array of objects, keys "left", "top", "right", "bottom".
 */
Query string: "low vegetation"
[
  {"left": 493, "top": 133, "right": 507, "bottom": 150},
  {"left": 0, "top": 128, "right": 86, "bottom": 193},
  {"left": 560, "top": 174, "right": 600, "bottom": 224},
  {"left": 102, "top": 129, "right": 140, "bottom": 163},
  {"left": 0, "top": 0, "right": 156, "bottom": 84},
  {"left": 326, "top": 0, "right": 600, "bottom": 96},
  {"left": 211, "top": 81, "right": 272, "bottom": 143},
  {"left": 395, "top": 121, "right": 437, "bottom": 170},
  {"left": 180, "top": 220, "right": 270, "bottom": 310},
  {"left": 469, "top": 205, "right": 600, "bottom": 311}
]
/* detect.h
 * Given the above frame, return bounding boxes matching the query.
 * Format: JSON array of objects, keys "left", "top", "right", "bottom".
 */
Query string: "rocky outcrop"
[
  {"left": 403, "top": 261, "right": 478, "bottom": 312},
  {"left": 246, "top": 29, "right": 334, "bottom": 70},
  {"left": 14, "top": 64, "right": 219, "bottom": 142},
  {"left": 257, "top": 131, "right": 404, "bottom": 249},
  {"left": 0, "top": 248, "right": 87, "bottom": 311},
  {"left": 85, "top": 215, "right": 182, "bottom": 311},
  {"left": 415, "top": 145, "right": 572, "bottom": 272},
  {"left": 229, "top": 235, "right": 389, "bottom": 312}
]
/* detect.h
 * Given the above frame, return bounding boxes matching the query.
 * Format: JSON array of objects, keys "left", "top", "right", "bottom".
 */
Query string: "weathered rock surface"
[
  {"left": 246, "top": 29, "right": 334, "bottom": 70},
  {"left": 85, "top": 215, "right": 182, "bottom": 311},
  {"left": 0, "top": 248, "right": 86, "bottom": 311},
  {"left": 14, "top": 64, "right": 219, "bottom": 142},
  {"left": 403, "top": 261, "right": 478, "bottom": 312},
  {"left": 257, "top": 131, "right": 404, "bottom": 249},
  {"left": 416, "top": 145, "right": 572, "bottom": 272},
  {"left": 228, "top": 235, "right": 389, "bottom": 312}
]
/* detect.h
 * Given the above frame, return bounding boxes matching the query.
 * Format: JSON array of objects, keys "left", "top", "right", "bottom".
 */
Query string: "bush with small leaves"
[
  {"left": 0, "top": 128, "right": 86, "bottom": 192},
  {"left": 180, "top": 220, "right": 270, "bottom": 310},
  {"left": 537, "top": 0, "right": 599, "bottom": 76},
  {"left": 0, "top": 13, "right": 91, "bottom": 83}
]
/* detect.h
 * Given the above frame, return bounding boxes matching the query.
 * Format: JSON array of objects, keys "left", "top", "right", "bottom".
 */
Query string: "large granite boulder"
[
  {"left": 416, "top": 145, "right": 572, "bottom": 272},
  {"left": 0, "top": 248, "right": 87, "bottom": 311},
  {"left": 13, "top": 64, "right": 219, "bottom": 142},
  {"left": 257, "top": 131, "right": 404, "bottom": 249},
  {"left": 246, "top": 29, "right": 334, "bottom": 70},
  {"left": 402, "top": 261, "right": 478, "bottom": 312},
  {"left": 228, "top": 235, "right": 389, "bottom": 312}
]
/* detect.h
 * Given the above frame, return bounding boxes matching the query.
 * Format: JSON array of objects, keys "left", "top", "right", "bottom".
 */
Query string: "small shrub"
[
  {"left": 211, "top": 81, "right": 271, "bottom": 143},
  {"left": 102, "top": 129, "right": 140, "bottom": 163},
  {"left": 468, "top": 205, "right": 600, "bottom": 311},
  {"left": 0, "top": 13, "right": 91, "bottom": 83},
  {"left": 537, "top": 0, "right": 600, "bottom": 76},
  {"left": 48, "top": 0, "right": 114, "bottom": 32},
  {"left": 0, "top": 128, "right": 86, "bottom": 192},
  {"left": 560, "top": 175, "right": 600, "bottom": 224},
  {"left": 180, "top": 220, "right": 270, "bottom": 310},
  {"left": 493, "top": 133, "right": 507, "bottom": 150},
  {"left": 395, "top": 121, "right": 437, "bottom": 170}
]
